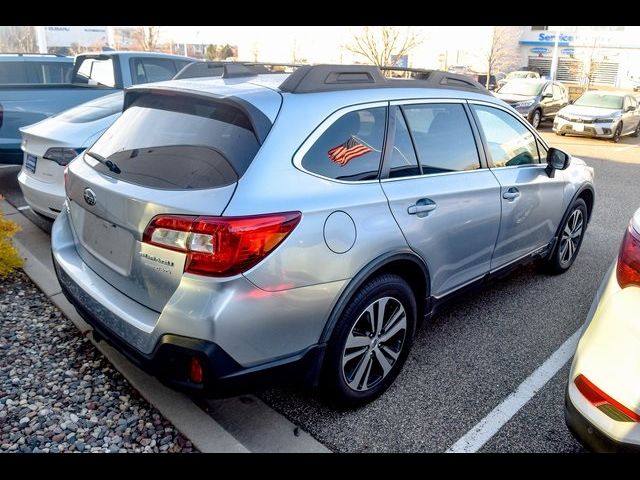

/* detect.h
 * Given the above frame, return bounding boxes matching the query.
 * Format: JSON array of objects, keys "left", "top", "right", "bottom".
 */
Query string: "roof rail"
[
  {"left": 278, "top": 64, "right": 491, "bottom": 95},
  {"left": 173, "top": 61, "right": 304, "bottom": 80}
]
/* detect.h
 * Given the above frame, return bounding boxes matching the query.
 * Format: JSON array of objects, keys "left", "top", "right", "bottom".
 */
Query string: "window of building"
[{"left": 531, "top": 26, "right": 549, "bottom": 31}]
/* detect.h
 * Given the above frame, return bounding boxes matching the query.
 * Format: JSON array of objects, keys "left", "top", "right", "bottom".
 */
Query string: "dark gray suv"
[{"left": 496, "top": 78, "right": 569, "bottom": 129}]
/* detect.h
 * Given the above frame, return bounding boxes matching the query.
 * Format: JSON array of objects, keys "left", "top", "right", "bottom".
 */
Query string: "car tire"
[
  {"left": 530, "top": 109, "right": 542, "bottom": 129},
  {"left": 540, "top": 198, "right": 588, "bottom": 275},
  {"left": 321, "top": 273, "right": 416, "bottom": 408},
  {"left": 612, "top": 123, "right": 622, "bottom": 143},
  {"left": 631, "top": 122, "right": 640, "bottom": 138}
]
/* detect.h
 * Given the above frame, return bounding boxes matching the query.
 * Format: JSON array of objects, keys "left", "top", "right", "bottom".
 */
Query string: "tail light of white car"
[
  {"left": 575, "top": 374, "right": 640, "bottom": 422},
  {"left": 43, "top": 147, "right": 84, "bottom": 166},
  {"left": 616, "top": 223, "right": 640, "bottom": 289},
  {"left": 143, "top": 212, "right": 302, "bottom": 277}
]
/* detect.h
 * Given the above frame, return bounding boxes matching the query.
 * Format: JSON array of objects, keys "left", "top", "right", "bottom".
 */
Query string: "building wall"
[{"left": 517, "top": 26, "right": 640, "bottom": 87}]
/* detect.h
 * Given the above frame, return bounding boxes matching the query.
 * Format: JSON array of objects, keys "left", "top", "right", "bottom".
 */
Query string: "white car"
[
  {"left": 566, "top": 207, "right": 640, "bottom": 452},
  {"left": 17, "top": 92, "right": 123, "bottom": 218}
]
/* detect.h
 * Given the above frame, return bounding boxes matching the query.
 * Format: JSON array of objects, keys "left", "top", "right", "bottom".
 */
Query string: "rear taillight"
[
  {"left": 616, "top": 224, "right": 640, "bottom": 288},
  {"left": 143, "top": 212, "right": 302, "bottom": 277},
  {"left": 43, "top": 147, "right": 83, "bottom": 166},
  {"left": 0, "top": 103, "right": 3, "bottom": 129},
  {"left": 575, "top": 374, "right": 640, "bottom": 422}
]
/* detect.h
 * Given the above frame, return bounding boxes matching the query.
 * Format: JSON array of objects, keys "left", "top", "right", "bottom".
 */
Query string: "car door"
[
  {"left": 469, "top": 102, "right": 566, "bottom": 271},
  {"left": 622, "top": 96, "right": 640, "bottom": 134},
  {"left": 380, "top": 101, "right": 502, "bottom": 298},
  {"left": 552, "top": 83, "right": 566, "bottom": 115},
  {"left": 540, "top": 82, "right": 555, "bottom": 118}
]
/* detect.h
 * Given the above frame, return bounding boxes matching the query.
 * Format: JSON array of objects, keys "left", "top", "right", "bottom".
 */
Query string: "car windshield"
[
  {"left": 574, "top": 92, "right": 624, "bottom": 109},
  {"left": 498, "top": 81, "right": 543, "bottom": 96}
]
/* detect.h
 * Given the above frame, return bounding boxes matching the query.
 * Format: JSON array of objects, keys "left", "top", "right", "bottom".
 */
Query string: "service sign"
[{"left": 45, "top": 26, "right": 108, "bottom": 48}]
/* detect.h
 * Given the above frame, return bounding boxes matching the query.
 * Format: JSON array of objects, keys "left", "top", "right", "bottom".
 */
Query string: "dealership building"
[{"left": 515, "top": 26, "right": 640, "bottom": 87}]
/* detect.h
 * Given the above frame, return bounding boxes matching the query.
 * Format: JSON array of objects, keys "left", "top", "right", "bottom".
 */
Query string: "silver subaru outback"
[{"left": 52, "top": 65, "right": 595, "bottom": 406}]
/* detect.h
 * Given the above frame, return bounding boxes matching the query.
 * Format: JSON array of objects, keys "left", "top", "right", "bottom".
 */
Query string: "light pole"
[{"left": 549, "top": 30, "right": 560, "bottom": 80}]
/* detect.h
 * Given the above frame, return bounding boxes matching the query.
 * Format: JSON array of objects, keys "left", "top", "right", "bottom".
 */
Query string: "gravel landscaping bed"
[{"left": 0, "top": 271, "right": 197, "bottom": 453}]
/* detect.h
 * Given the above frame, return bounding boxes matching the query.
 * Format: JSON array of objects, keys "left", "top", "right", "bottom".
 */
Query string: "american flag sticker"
[{"left": 328, "top": 136, "right": 372, "bottom": 166}]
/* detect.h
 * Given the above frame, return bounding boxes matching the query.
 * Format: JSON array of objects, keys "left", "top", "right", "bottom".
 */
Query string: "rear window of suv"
[{"left": 85, "top": 91, "right": 262, "bottom": 190}]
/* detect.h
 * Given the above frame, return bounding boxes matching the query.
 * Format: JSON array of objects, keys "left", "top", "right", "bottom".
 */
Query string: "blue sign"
[
  {"left": 538, "top": 33, "right": 574, "bottom": 42},
  {"left": 562, "top": 48, "right": 575, "bottom": 55},
  {"left": 531, "top": 47, "right": 550, "bottom": 54}
]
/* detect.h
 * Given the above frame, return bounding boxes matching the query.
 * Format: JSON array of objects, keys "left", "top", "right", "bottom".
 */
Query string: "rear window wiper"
[{"left": 86, "top": 150, "right": 121, "bottom": 174}]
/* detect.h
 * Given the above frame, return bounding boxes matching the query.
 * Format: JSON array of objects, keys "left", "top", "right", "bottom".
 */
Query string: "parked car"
[
  {"left": 495, "top": 79, "right": 569, "bottom": 129},
  {"left": 474, "top": 73, "right": 497, "bottom": 91},
  {"left": 17, "top": 92, "right": 123, "bottom": 219},
  {"left": 0, "top": 51, "right": 194, "bottom": 164},
  {"left": 496, "top": 70, "right": 540, "bottom": 89},
  {"left": 565, "top": 207, "right": 640, "bottom": 452},
  {"left": 553, "top": 91, "right": 640, "bottom": 142},
  {"left": 51, "top": 65, "right": 595, "bottom": 406}
]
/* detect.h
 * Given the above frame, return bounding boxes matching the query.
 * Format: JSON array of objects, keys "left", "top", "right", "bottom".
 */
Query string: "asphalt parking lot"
[{"left": 1, "top": 124, "right": 638, "bottom": 452}]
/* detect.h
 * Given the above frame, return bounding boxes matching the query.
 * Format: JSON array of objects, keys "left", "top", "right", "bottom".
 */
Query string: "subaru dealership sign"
[{"left": 45, "top": 26, "right": 108, "bottom": 47}]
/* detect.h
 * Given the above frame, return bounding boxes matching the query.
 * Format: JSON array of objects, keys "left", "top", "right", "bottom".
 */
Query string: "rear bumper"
[
  {"left": 55, "top": 259, "right": 325, "bottom": 395},
  {"left": 51, "top": 206, "right": 340, "bottom": 395},
  {"left": 565, "top": 386, "right": 640, "bottom": 453},
  {"left": 17, "top": 169, "right": 64, "bottom": 219}
]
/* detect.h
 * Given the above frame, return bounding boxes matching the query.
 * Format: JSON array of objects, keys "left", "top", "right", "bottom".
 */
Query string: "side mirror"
[
  {"left": 542, "top": 92, "right": 553, "bottom": 99},
  {"left": 568, "top": 99, "right": 574, "bottom": 104},
  {"left": 626, "top": 105, "right": 635, "bottom": 112},
  {"left": 546, "top": 147, "right": 571, "bottom": 177}
]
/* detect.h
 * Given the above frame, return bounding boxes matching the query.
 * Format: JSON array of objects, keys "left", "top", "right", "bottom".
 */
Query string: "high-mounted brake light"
[
  {"left": 143, "top": 212, "right": 302, "bottom": 277},
  {"left": 616, "top": 224, "right": 640, "bottom": 289},
  {"left": 575, "top": 374, "right": 640, "bottom": 422}
]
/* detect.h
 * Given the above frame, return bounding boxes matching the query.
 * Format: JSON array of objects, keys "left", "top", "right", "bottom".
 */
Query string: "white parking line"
[
  {"left": 446, "top": 328, "right": 582, "bottom": 453},
  {"left": 17, "top": 205, "right": 31, "bottom": 211},
  {"left": 0, "top": 164, "right": 20, "bottom": 169},
  {"left": 615, "top": 144, "right": 638, "bottom": 152}
]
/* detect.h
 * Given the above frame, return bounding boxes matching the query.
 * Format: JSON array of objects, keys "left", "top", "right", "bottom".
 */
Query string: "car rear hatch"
[{"left": 64, "top": 86, "right": 280, "bottom": 312}]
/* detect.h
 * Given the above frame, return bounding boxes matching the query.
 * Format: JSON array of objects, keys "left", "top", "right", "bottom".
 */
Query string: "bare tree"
[
  {"left": 484, "top": 26, "right": 521, "bottom": 88},
  {"left": 133, "top": 26, "right": 160, "bottom": 51},
  {"left": 345, "top": 26, "right": 422, "bottom": 67},
  {"left": 0, "top": 26, "right": 37, "bottom": 53}
]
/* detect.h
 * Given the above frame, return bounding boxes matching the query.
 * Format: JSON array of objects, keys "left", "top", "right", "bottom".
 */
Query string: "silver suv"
[{"left": 52, "top": 65, "right": 595, "bottom": 406}]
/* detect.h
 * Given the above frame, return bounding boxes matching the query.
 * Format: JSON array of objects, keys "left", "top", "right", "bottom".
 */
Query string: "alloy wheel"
[
  {"left": 613, "top": 124, "right": 622, "bottom": 143},
  {"left": 559, "top": 209, "right": 584, "bottom": 266},
  {"left": 341, "top": 296, "right": 407, "bottom": 392},
  {"left": 532, "top": 110, "right": 541, "bottom": 129}
]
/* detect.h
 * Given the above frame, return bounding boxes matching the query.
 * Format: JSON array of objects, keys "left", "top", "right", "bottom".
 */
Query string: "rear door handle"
[
  {"left": 407, "top": 199, "right": 437, "bottom": 216},
  {"left": 502, "top": 187, "right": 520, "bottom": 200}
]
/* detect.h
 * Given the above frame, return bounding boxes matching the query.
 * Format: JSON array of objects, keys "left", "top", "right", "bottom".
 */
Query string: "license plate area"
[
  {"left": 572, "top": 123, "right": 585, "bottom": 132},
  {"left": 69, "top": 201, "right": 135, "bottom": 276},
  {"left": 25, "top": 153, "right": 37, "bottom": 173}
]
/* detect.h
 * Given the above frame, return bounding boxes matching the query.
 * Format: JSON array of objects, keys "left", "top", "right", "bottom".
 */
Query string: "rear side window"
[
  {"left": 86, "top": 92, "right": 261, "bottom": 189},
  {"left": 301, "top": 107, "right": 386, "bottom": 181},
  {"left": 130, "top": 58, "right": 179, "bottom": 85},
  {"left": 74, "top": 57, "right": 115, "bottom": 87},
  {"left": 402, "top": 103, "right": 480, "bottom": 174},
  {"left": 388, "top": 108, "right": 420, "bottom": 178},
  {"left": 0, "top": 61, "right": 72, "bottom": 84}
]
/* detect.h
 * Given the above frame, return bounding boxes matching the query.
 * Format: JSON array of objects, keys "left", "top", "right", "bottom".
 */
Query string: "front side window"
[
  {"left": 552, "top": 84, "right": 563, "bottom": 100},
  {"left": 402, "top": 103, "right": 480, "bottom": 174},
  {"left": 301, "top": 107, "right": 386, "bottom": 181},
  {"left": 472, "top": 105, "right": 540, "bottom": 167}
]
